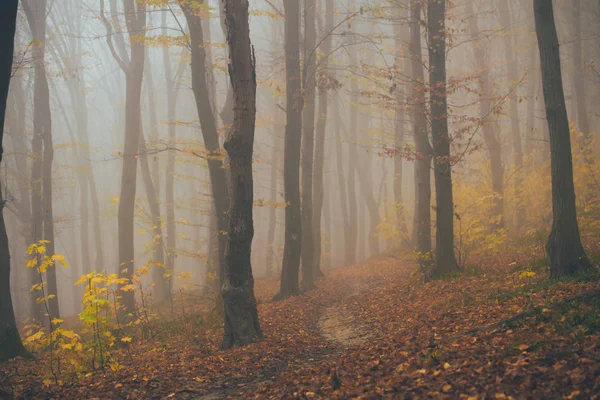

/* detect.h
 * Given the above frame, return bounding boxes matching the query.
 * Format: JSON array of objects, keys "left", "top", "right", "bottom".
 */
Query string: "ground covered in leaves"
[{"left": 2, "top": 256, "right": 600, "bottom": 399}]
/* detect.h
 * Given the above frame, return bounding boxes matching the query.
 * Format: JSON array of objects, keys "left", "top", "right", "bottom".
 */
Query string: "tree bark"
[
  {"left": 312, "top": 0, "right": 333, "bottom": 279},
  {"left": 108, "top": 0, "right": 147, "bottom": 315},
  {"left": 0, "top": 0, "right": 29, "bottom": 362},
  {"left": 465, "top": 0, "right": 504, "bottom": 230},
  {"left": 301, "top": 0, "right": 317, "bottom": 290},
  {"left": 409, "top": 0, "right": 432, "bottom": 262},
  {"left": 138, "top": 131, "right": 170, "bottom": 303},
  {"left": 427, "top": 0, "right": 459, "bottom": 276},
  {"left": 24, "top": 0, "right": 60, "bottom": 321},
  {"left": 571, "top": 3, "right": 595, "bottom": 185},
  {"left": 181, "top": 2, "right": 231, "bottom": 289},
  {"left": 533, "top": 0, "right": 591, "bottom": 278},
  {"left": 277, "top": 0, "right": 303, "bottom": 299},
  {"left": 392, "top": 1, "right": 410, "bottom": 247},
  {"left": 220, "top": 0, "right": 263, "bottom": 350},
  {"left": 497, "top": 0, "right": 525, "bottom": 228}
]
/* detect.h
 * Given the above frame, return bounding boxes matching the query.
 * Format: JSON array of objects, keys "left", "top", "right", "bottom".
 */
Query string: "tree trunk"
[
  {"left": 465, "top": 0, "right": 504, "bottom": 230},
  {"left": 533, "top": 0, "right": 591, "bottom": 278},
  {"left": 301, "top": 0, "right": 317, "bottom": 291},
  {"left": 497, "top": 0, "right": 525, "bottom": 228},
  {"left": 139, "top": 132, "right": 170, "bottom": 303},
  {"left": 220, "top": 0, "right": 263, "bottom": 350},
  {"left": 0, "top": 0, "right": 29, "bottom": 362},
  {"left": 24, "top": 0, "right": 60, "bottom": 321},
  {"left": 277, "top": 0, "right": 303, "bottom": 299},
  {"left": 571, "top": 3, "right": 595, "bottom": 187},
  {"left": 266, "top": 134, "right": 279, "bottom": 278},
  {"left": 427, "top": 0, "right": 459, "bottom": 276},
  {"left": 114, "top": 0, "right": 147, "bottom": 315},
  {"left": 409, "top": 0, "right": 432, "bottom": 261},
  {"left": 312, "top": 0, "right": 333, "bottom": 279},
  {"left": 334, "top": 100, "right": 352, "bottom": 265},
  {"left": 392, "top": 1, "right": 410, "bottom": 247},
  {"left": 181, "top": 2, "right": 230, "bottom": 289}
]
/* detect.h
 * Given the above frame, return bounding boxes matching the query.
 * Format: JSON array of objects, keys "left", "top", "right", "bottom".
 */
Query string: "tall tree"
[
  {"left": 0, "top": 0, "right": 29, "bottom": 362},
  {"left": 180, "top": 1, "right": 231, "bottom": 289},
  {"left": 277, "top": 0, "right": 303, "bottom": 299},
  {"left": 533, "top": 0, "right": 591, "bottom": 278},
  {"left": 100, "top": 0, "right": 147, "bottom": 314},
  {"left": 220, "top": 0, "right": 263, "bottom": 349},
  {"left": 465, "top": 0, "right": 504, "bottom": 229},
  {"left": 497, "top": 0, "right": 525, "bottom": 228},
  {"left": 427, "top": 0, "right": 459, "bottom": 276},
  {"left": 301, "top": 0, "right": 317, "bottom": 290},
  {"left": 409, "top": 0, "right": 432, "bottom": 263},
  {"left": 570, "top": 3, "right": 594, "bottom": 177},
  {"left": 24, "top": 0, "right": 60, "bottom": 321},
  {"left": 392, "top": 0, "right": 410, "bottom": 247},
  {"left": 312, "top": 0, "right": 334, "bottom": 278}
]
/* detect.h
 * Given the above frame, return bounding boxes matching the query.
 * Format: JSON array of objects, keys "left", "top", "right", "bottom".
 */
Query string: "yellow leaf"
[
  {"left": 442, "top": 384, "right": 452, "bottom": 393},
  {"left": 121, "top": 336, "right": 132, "bottom": 343}
]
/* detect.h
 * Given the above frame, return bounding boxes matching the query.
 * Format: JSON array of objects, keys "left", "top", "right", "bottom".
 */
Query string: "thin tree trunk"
[
  {"left": 0, "top": 0, "right": 29, "bottom": 361},
  {"left": 277, "top": 0, "right": 303, "bottom": 299},
  {"left": 571, "top": 3, "right": 595, "bottom": 187},
  {"left": 24, "top": 0, "right": 60, "bottom": 321},
  {"left": 533, "top": 0, "right": 591, "bottom": 278},
  {"left": 427, "top": 0, "right": 459, "bottom": 276},
  {"left": 392, "top": 1, "right": 410, "bottom": 247},
  {"left": 466, "top": 0, "right": 504, "bottom": 230},
  {"left": 181, "top": 2, "right": 230, "bottom": 290},
  {"left": 498, "top": 0, "right": 525, "bottom": 228},
  {"left": 301, "top": 0, "right": 317, "bottom": 290},
  {"left": 409, "top": 0, "right": 432, "bottom": 262},
  {"left": 139, "top": 131, "right": 170, "bottom": 303},
  {"left": 266, "top": 134, "right": 279, "bottom": 277},
  {"left": 220, "top": 0, "right": 263, "bottom": 349},
  {"left": 334, "top": 100, "right": 352, "bottom": 265},
  {"left": 312, "top": 0, "right": 333, "bottom": 279}
]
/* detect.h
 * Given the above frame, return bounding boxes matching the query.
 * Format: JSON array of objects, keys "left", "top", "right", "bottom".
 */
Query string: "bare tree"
[
  {"left": 100, "top": 0, "right": 147, "bottom": 314},
  {"left": 466, "top": 0, "right": 504, "bottom": 229},
  {"left": 180, "top": 1, "right": 231, "bottom": 290},
  {"left": 312, "top": 0, "right": 334, "bottom": 279},
  {"left": 301, "top": 0, "right": 317, "bottom": 291},
  {"left": 24, "top": 0, "right": 60, "bottom": 321},
  {"left": 220, "top": 0, "right": 263, "bottom": 349},
  {"left": 427, "top": 0, "right": 459, "bottom": 276},
  {"left": 409, "top": 0, "right": 432, "bottom": 264},
  {"left": 533, "top": 0, "right": 591, "bottom": 278},
  {"left": 277, "top": 0, "right": 303, "bottom": 299},
  {"left": 0, "top": 0, "right": 29, "bottom": 362}
]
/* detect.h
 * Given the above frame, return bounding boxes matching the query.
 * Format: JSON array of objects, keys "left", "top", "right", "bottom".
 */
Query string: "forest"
[{"left": 0, "top": 0, "right": 599, "bottom": 398}]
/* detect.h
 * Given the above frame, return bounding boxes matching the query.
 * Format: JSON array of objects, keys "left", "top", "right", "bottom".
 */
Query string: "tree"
[
  {"left": 533, "top": 0, "right": 591, "bottom": 279},
  {"left": 277, "top": 0, "right": 303, "bottom": 299},
  {"left": 220, "top": 0, "right": 263, "bottom": 349},
  {"left": 180, "top": 1, "right": 231, "bottom": 289},
  {"left": 100, "top": 0, "right": 147, "bottom": 314},
  {"left": 497, "top": 0, "right": 524, "bottom": 229},
  {"left": 312, "top": 0, "right": 334, "bottom": 278},
  {"left": 409, "top": 0, "right": 432, "bottom": 261},
  {"left": 427, "top": 0, "right": 459, "bottom": 276},
  {"left": 24, "top": 0, "right": 60, "bottom": 321},
  {"left": 301, "top": 0, "right": 317, "bottom": 291},
  {"left": 465, "top": 0, "right": 504, "bottom": 229},
  {"left": 0, "top": 0, "right": 29, "bottom": 362}
]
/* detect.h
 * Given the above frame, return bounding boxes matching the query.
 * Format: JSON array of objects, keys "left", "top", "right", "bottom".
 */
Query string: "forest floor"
[{"left": 2, "top": 255, "right": 600, "bottom": 399}]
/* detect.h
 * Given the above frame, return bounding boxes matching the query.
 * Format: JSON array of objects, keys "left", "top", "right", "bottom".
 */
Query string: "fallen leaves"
[{"left": 1, "top": 257, "right": 599, "bottom": 399}]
